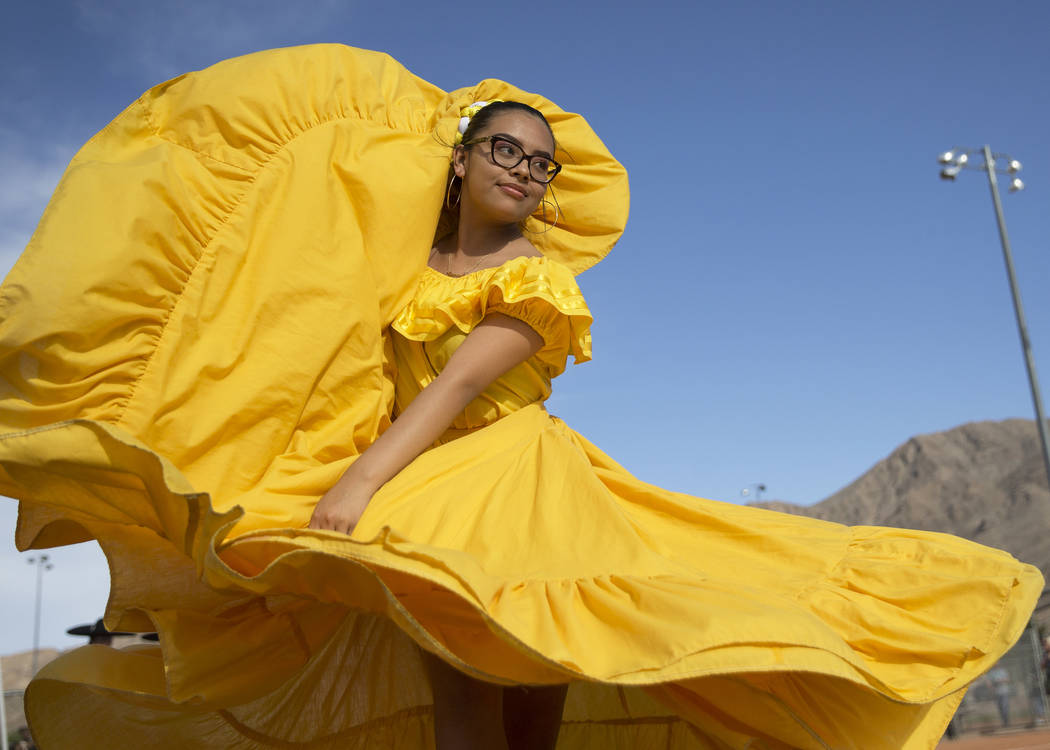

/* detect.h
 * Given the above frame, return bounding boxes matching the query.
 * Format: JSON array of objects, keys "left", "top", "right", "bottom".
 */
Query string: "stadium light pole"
[
  {"left": 939, "top": 146, "right": 1050, "bottom": 490},
  {"left": 27, "top": 554, "right": 53, "bottom": 677},
  {"left": 741, "top": 483, "right": 766, "bottom": 503}
]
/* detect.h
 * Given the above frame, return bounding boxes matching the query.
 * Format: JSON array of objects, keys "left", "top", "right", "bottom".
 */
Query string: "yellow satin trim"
[{"left": 393, "top": 255, "right": 592, "bottom": 373}]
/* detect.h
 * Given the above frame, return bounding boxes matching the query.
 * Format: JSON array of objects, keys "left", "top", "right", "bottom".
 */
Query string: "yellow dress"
[{"left": 0, "top": 45, "right": 1041, "bottom": 749}]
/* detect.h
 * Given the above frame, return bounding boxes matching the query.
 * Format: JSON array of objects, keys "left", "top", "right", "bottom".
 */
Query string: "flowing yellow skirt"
[
  {"left": 0, "top": 44, "right": 1039, "bottom": 749},
  {"left": 3, "top": 404, "right": 1041, "bottom": 748}
]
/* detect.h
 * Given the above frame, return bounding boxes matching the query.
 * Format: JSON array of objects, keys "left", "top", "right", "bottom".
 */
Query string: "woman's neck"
[{"left": 449, "top": 212, "right": 522, "bottom": 259}]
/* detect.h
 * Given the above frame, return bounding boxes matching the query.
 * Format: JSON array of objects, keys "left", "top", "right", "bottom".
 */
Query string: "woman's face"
[{"left": 454, "top": 111, "right": 554, "bottom": 225}]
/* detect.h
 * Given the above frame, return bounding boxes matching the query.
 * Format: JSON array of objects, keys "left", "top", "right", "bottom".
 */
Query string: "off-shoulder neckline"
[{"left": 423, "top": 253, "right": 546, "bottom": 281}]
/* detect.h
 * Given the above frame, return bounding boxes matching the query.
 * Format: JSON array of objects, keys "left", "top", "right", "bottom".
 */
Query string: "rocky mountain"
[{"left": 753, "top": 418, "right": 1050, "bottom": 620}]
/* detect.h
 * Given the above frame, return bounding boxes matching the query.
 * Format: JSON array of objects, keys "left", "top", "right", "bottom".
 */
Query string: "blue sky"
[{"left": 2, "top": 1, "right": 1048, "bottom": 654}]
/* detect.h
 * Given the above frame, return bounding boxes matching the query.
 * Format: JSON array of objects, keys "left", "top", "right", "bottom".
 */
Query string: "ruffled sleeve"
[{"left": 392, "top": 256, "right": 592, "bottom": 377}]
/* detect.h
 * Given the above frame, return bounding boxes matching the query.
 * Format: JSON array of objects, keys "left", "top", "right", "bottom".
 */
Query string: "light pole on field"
[
  {"left": 741, "top": 483, "right": 767, "bottom": 503},
  {"left": 938, "top": 146, "right": 1050, "bottom": 490},
  {"left": 27, "top": 554, "right": 53, "bottom": 677}
]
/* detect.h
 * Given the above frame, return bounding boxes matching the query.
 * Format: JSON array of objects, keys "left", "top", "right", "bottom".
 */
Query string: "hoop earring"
[
  {"left": 539, "top": 198, "right": 559, "bottom": 230},
  {"left": 522, "top": 188, "right": 561, "bottom": 235},
  {"left": 445, "top": 175, "right": 461, "bottom": 210},
  {"left": 538, "top": 183, "right": 562, "bottom": 230}
]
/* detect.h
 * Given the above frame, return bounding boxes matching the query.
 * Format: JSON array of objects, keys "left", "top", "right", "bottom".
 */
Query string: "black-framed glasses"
[{"left": 463, "top": 135, "right": 562, "bottom": 184}]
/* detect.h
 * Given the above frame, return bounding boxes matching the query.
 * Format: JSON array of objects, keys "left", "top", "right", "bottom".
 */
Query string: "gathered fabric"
[{"left": 0, "top": 44, "right": 1040, "bottom": 750}]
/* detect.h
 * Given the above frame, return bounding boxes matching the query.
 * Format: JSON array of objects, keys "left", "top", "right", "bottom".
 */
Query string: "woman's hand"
[
  {"left": 307, "top": 474, "right": 376, "bottom": 535},
  {"left": 308, "top": 312, "right": 544, "bottom": 535}
]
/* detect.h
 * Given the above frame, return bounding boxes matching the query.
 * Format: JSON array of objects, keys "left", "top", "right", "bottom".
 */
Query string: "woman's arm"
[{"left": 308, "top": 312, "right": 544, "bottom": 533}]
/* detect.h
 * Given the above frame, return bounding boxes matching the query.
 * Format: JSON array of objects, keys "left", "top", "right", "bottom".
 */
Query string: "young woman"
[
  {"left": 308, "top": 101, "right": 567, "bottom": 749},
  {"left": 0, "top": 46, "right": 1041, "bottom": 750},
  {"left": 308, "top": 102, "right": 554, "bottom": 539}
]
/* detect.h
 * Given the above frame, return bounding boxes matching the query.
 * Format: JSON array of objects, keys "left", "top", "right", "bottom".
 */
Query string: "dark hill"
[{"left": 752, "top": 419, "right": 1050, "bottom": 618}]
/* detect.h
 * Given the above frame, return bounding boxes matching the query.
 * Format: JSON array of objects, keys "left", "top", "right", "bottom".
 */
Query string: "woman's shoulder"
[
  {"left": 425, "top": 238, "right": 543, "bottom": 280},
  {"left": 400, "top": 252, "right": 589, "bottom": 332},
  {"left": 422, "top": 249, "right": 567, "bottom": 286},
  {"left": 396, "top": 250, "right": 593, "bottom": 371},
  {"left": 512, "top": 242, "right": 544, "bottom": 261}
]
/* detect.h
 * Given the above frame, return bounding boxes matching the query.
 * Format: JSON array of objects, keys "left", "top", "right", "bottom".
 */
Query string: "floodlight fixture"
[
  {"left": 740, "top": 483, "right": 767, "bottom": 502},
  {"left": 937, "top": 144, "right": 1049, "bottom": 490},
  {"left": 28, "top": 553, "right": 54, "bottom": 677}
]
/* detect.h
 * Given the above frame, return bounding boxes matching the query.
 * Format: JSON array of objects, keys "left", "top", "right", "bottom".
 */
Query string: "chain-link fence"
[{"left": 951, "top": 624, "right": 1049, "bottom": 734}]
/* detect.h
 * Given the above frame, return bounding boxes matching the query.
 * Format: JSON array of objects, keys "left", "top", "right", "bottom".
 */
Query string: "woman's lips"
[{"left": 498, "top": 183, "right": 527, "bottom": 199}]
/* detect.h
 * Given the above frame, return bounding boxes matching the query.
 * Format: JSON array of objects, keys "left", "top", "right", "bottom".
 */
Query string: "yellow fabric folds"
[
  {"left": 0, "top": 44, "right": 1041, "bottom": 750},
  {"left": 393, "top": 257, "right": 593, "bottom": 372},
  {"left": 389, "top": 257, "right": 593, "bottom": 438},
  {"left": 0, "top": 44, "right": 453, "bottom": 539}
]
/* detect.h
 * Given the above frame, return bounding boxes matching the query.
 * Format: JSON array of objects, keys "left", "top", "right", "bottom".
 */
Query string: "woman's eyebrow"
[{"left": 491, "top": 132, "right": 553, "bottom": 158}]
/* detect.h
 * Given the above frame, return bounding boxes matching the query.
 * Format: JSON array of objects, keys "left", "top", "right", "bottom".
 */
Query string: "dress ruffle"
[
  {"left": 7, "top": 405, "right": 1040, "bottom": 750},
  {"left": 392, "top": 256, "right": 592, "bottom": 375}
]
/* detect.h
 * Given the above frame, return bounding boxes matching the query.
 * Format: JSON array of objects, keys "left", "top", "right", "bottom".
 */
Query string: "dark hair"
[
  {"left": 460, "top": 101, "right": 554, "bottom": 148},
  {"left": 435, "top": 101, "right": 557, "bottom": 242}
]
